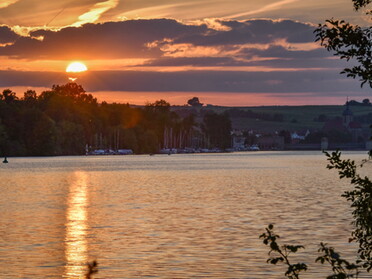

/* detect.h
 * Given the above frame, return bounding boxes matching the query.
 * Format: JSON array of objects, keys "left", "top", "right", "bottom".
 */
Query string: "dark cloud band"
[
  {"left": 0, "top": 18, "right": 316, "bottom": 60},
  {"left": 0, "top": 69, "right": 369, "bottom": 94}
]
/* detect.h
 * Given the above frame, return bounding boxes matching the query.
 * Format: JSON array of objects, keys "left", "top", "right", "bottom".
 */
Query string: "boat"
[{"left": 159, "top": 148, "right": 177, "bottom": 155}]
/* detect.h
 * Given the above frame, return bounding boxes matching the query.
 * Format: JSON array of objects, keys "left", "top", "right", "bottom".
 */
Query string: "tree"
[
  {"left": 314, "top": 0, "right": 371, "bottom": 87},
  {"left": 56, "top": 121, "right": 85, "bottom": 155},
  {"left": 29, "top": 113, "right": 57, "bottom": 155},
  {"left": 0, "top": 120, "right": 8, "bottom": 156},
  {"left": 1, "top": 89, "right": 18, "bottom": 104},
  {"left": 203, "top": 112, "right": 232, "bottom": 149},
  {"left": 144, "top": 99, "right": 173, "bottom": 149},
  {"left": 23, "top": 90, "right": 37, "bottom": 104},
  {"left": 187, "top": 97, "right": 203, "bottom": 107},
  {"left": 362, "top": 98, "right": 371, "bottom": 105}
]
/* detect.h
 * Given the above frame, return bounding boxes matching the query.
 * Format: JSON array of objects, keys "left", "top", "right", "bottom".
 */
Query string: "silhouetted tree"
[
  {"left": 22, "top": 90, "right": 37, "bottom": 105},
  {"left": 363, "top": 98, "right": 371, "bottom": 105},
  {"left": 315, "top": 0, "right": 371, "bottom": 87},
  {"left": 187, "top": 97, "right": 203, "bottom": 107},
  {"left": 0, "top": 84, "right": 202, "bottom": 155},
  {"left": 203, "top": 112, "right": 231, "bottom": 149},
  {"left": 1, "top": 89, "right": 18, "bottom": 104},
  {"left": 0, "top": 120, "right": 8, "bottom": 156}
]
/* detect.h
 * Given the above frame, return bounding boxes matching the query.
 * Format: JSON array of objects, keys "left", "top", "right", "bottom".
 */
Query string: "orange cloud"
[
  {"left": 226, "top": 0, "right": 299, "bottom": 18},
  {"left": 72, "top": 0, "right": 119, "bottom": 27},
  {"left": 0, "top": 0, "right": 18, "bottom": 9}
]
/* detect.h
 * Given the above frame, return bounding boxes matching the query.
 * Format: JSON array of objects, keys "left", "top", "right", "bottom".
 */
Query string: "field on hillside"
[{"left": 179, "top": 105, "right": 372, "bottom": 132}]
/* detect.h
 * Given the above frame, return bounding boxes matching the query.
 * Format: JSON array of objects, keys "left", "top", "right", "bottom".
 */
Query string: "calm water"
[{"left": 0, "top": 151, "right": 370, "bottom": 278}]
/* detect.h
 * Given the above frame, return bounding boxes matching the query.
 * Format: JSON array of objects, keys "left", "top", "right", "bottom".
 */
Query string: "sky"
[{"left": 0, "top": 0, "right": 371, "bottom": 106}]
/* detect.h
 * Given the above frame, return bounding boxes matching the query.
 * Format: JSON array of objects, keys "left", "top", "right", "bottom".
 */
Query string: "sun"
[{"left": 66, "top": 62, "right": 88, "bottom": 73}]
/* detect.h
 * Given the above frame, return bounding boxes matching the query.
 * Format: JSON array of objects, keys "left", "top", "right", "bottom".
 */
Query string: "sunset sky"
[{"left": 0, "top": 0, "right": 370, "bottom": 106}]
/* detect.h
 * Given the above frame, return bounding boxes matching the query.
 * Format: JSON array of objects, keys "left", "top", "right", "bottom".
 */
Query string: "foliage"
[
  {"left": 0, "top": 83, "right": 234, "bottom": 156},
  {"left": 326, "top": 150, "right": 372, "bottom": 271},
  {"left": 346, "top": 99, "right": 372, "bottom": 106},
  {"left": 187, "top": 97, "right": 203, "bottom": 107},
  {"left": 316, "top": 242, "right": 360, "bottom": 278},
  {"left": 362, "top": 99, "right": 370, "bottom": 105},
  {"left": 262, "top": 1, "right": 372, "bottom": 277},
  {"left": 261, "top": 150, "right": 372, "bottom": 278},
  {"left": 202, "top": 111, "right": 232, "bottom": 149},
  {"left": 260, "top": 224, "right": 307, "bottom": 279},
  {"left": 86, "top": 261, "right": 98, "bottom": 279},
  {"left": 314, "top": 1, "right": 371, "bottom": 87},
  {"left": 0, "top": 120, "right": 8, "bottom": 155},
  {"left": 352, "top": 0, "right": 371, "bottom": 11}
]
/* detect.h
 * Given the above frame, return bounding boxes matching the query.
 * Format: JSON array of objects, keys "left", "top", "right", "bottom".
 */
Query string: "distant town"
[{"left": 171, "top": 97, "right": 372, "bottom": 153}]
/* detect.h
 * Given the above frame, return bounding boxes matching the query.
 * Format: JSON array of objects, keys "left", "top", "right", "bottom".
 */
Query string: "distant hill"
[{"left": 172, "top": 105, "right": 372, "bottom": 133}]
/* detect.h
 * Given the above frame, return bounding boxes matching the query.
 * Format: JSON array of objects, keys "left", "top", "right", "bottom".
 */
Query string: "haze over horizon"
[{"left": 0, "top": 0, "right": 370, "bottom": 106}]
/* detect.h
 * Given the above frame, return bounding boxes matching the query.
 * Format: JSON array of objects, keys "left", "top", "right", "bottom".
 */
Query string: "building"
[
  {"left": 257, "top": 135, "right": 284, "bottom": 150},
  {"left": 322, "top": 102, "right": 367, "bottom": 145},
  {"left": 231, "top": 130, "right": 246, "bottom": 150},
  {"left": 290, "top": 130, "right": 310, "bottom": 144}
]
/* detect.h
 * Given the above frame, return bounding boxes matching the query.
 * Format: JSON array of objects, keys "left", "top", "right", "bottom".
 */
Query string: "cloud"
[
  {"left": 0, "top": 70, "right": 68, "bottom": 87},
  {"left": 226, "top": 0, "right": 299, "bottom": 19},
  {"left": 80, "top": 70, "right": 369, "bottom": 94},
  {"left": 72, "top": 0, "right": 119, "bottom": 27},
  {"left": 0, "top": 25, "right": 19, "bottom": 44},
  {"left": 1, "top": 69, "right": 366, "bottom": 94},
  {"left": 0, "top": 18, "right": 317, "bottom": 63},
  {"left": 0, "top": 0, "right": 367, "bottom": 30},
  {"left": 145, "top": 57, "right": 240, "bottom": 67},
  {"left": 0, "top": 0, "right": 19, "bottom": 9},
  {"left": 170, "top": 19, "right": 315, "bottom": 47},
  {"left": 0, "top": 19, "right": 209, "bottom": 59}
]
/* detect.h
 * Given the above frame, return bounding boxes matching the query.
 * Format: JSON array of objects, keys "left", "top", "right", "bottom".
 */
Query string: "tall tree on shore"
[{"left": 203, "top": 112, "right": 231, "bottom": 149}]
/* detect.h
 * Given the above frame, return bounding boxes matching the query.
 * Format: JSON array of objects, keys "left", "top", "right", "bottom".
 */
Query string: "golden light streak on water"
[{"left": 64, "top": 171, "right": 89, "bottom": 278}]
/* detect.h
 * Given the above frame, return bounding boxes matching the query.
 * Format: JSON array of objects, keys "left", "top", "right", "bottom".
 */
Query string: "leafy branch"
[
  {"left": 325, "top": 150, "right": 372, "bottom": 271},
  {"left": 86, "top": 261, "right": 98, "bottom": 279},
  {"left": 260, "top": 224, "right": 307, "bottom": 279},
  {"left": 316, "top": 242, "right": 360, "bottom": 278},
  {"left": 352, "top": 0, "right": 371, "bottom": 11},
  {"left": 261, "top": 150, "right": 371, "bottom": 278},
  {"left": 314, "top": 21, "right": 372, "bottom": 88},
  {"left": 314, "top": 0, "right": 371, "bottom": 88}
]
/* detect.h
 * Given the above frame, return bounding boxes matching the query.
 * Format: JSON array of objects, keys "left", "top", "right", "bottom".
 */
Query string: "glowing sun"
[{"left": 66, "top": 62, "right": 88, "bottom": 73}]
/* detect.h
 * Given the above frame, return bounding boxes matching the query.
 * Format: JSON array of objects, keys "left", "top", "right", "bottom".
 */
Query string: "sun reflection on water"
[{"left": 64, "top": 171, "right": 89, "bottom": 278}]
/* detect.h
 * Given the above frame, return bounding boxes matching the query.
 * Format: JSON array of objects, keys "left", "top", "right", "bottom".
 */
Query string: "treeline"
[
  {"left": 346, "top": 99, "right": 371, "bottom": 106},
  {"left": 0, "top": 83, "right": 231, "bottom": 156}
]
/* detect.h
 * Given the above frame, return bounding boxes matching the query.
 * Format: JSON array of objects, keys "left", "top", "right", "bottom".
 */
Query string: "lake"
[{"left": 0, "top": 151, "right": 370, "bottom": 278}]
